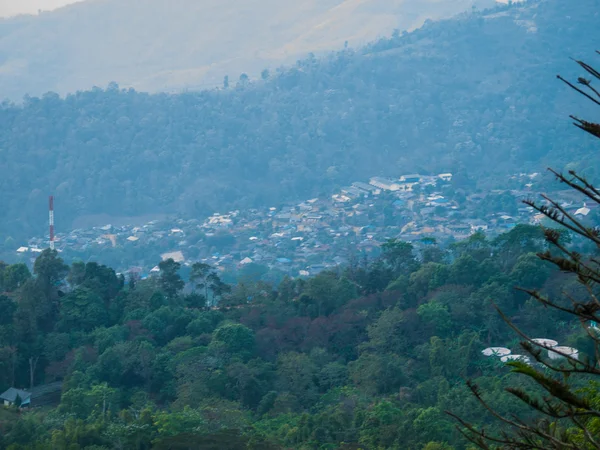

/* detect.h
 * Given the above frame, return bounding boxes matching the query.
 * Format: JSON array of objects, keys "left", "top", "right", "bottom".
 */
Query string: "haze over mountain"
[
  {"left": 0, "top": 0, "right": 596, "bottom": 242},
  {"left": 0, "top": 0, "right": 494, "bottom": 99},
  {"left": 0, "top": 0, "right": 82, "bottom": 17}
]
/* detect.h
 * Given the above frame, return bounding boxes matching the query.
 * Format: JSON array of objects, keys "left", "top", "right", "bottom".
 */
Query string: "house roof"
[
  {"left": 161, "top": 251, "right": 185, "bottom": 262},
  {"left": 370, "top": 176, "right": 397, "bottom": 185},
  {"left": 0, "top": 388, "right": 31, "bottom": 403},
  {"left": 352, "top": 182, "right": 378, "bottom": 192},
  {"left": 575, "top": 206, "right": 591, "bottom": 217}
]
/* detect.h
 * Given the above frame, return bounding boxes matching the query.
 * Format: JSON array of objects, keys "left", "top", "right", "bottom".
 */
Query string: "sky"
[{"left": 0, "top": 0, "right": 83, "bottom": 17}]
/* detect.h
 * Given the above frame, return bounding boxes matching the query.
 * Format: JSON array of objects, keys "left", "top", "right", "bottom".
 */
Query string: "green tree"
[
  {"left": 276, "top": 352, "right": 319, "bottom": 408},
  {"left": 159, "top": 258, "right": 185, "bottom": 299},
  {"left": 361, "top": 306, "right": 408, "bottom": 353},
  {"left": 0, "top": 294, "right": 16, "bottom": 326},
  {"left": 381, "top": 239, "right": 418, "bottom": 275},
  {"left": 417, "top": 300, "right": 452, "bottom": 337},
  {"left": 451, "top": 53, "right": 600, "bottom": 449},
  {"left": 190, "top": 262, "right": 212, "bottom": 299},
  {"left": 212, "top": 323, "right": 255, "bottom": 356},
  {"left": 3, "top": 263, "right": 31, "bottom": 292},
  {"left": 33, "top": 248, "right": 68, "bottom": 292},
  {"left": 58, "top": 287, "right": 109, "bottom": 332},
  {"left": 207, "top": 271, "right": 230, "bottom": 306},
  {"left": 67, "top": 260, "right": 86, "bottom": 287}
]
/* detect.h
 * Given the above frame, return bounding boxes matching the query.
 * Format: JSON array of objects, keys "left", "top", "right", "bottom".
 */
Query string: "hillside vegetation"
[
  {"left": 0, "top": 224, "right": 589, "bottom": 448},
  {"left": 0, "top": 0, "right": 491, "bottom": 99},
  {"left": 0, "top": 0, "right": 597, "bottom": 241}
]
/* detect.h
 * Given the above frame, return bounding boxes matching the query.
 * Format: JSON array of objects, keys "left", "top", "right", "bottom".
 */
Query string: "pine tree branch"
[
  {"left": 550, "top": 169, "right": 600, "bottom": 204},
  {"left": 557, "top": 75, "right": 600, "bottom": 106},
  {"left": 573, "top": 58, "right": 600, "bottom": 82}
]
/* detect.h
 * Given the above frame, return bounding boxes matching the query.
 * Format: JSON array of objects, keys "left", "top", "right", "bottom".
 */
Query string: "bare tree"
[{"left": 448, "top": 52, "right": 600, "bottom": 449}]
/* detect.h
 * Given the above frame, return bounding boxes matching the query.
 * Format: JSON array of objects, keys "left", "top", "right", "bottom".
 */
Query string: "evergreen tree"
[{"left": 450, "top": 52, "right": 600, "bottom": 449}]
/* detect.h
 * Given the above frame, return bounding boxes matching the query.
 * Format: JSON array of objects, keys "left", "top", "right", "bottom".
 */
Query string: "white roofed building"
[
  {"left": 575, "top": 205, "right": 591, "bottom": 217},
  {"left": 370, "top": 177, "right": 401, "bottom": 192},
  {"left": 161, "top": 251, "right": 185, "bottom": 263}
]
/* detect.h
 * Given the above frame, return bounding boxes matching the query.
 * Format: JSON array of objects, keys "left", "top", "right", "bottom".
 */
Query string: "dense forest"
[
  {"left": 1, "top": 0, "right": 599, "bottom": 242},
  {"left": 0, "top": 221, "right": 593, "bottom": 449}
]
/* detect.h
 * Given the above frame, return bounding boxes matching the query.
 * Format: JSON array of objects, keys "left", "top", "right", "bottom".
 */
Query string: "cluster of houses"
[{"left": 9, "top": 171, "right": 598, "bottom": 279}]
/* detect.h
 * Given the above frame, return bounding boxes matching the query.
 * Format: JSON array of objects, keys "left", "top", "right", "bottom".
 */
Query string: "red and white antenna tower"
[{"left": 49, "top": 195, "right": 55, "bottom": 250}]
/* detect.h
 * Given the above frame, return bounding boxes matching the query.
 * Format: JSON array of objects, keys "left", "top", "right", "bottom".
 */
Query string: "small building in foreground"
[
  {"left": 0, "top": 382, "right": 62, "bottom": 408},
  {"left": 1, "top": 388, "right": 32, "bottom": 407}
]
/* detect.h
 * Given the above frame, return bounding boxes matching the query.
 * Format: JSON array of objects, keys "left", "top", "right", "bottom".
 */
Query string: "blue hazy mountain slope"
[
  {"left": 0, "top": 0, "right": 596, "bottom": 240},
  {"left": 0, "top": 0, "right": 491, "bottom": 99}
]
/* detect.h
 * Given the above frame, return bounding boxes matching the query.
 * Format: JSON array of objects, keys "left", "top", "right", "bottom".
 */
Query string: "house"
[
  {"left": 1, "top": 388, "right": 32, "bottom": 407},
  {"left": 427, "top": 196, "right": 449, "bottom": 207},
  {"left": 400, "top": 174, "right": 422, "bottom": 184},
  {"left": 273, "top": 213, "right": 293, "bottom": 226},
  {"left": 208, "top": 214, "right": 233, "bottom": 227},
  {"left": 102, "top": 234, "right": 117, "bottom": 247},
  {"left": 438, "top": 173, "right": 453, "bottom": 182},
  {"left": 369, "top": 177, "right": 401, "bottom": 192},
  {"left": 398, "top": 174, "right": 422, "bottom": 191},
  {"left": 469, "top": 220, "right": 489, "bottom": 233},
  {"left": 332, "top": 194, "right": 352, "bottom": 203},
  {"left": 161, "top": 251, "right": 185, "bottom": 263},
  {"left": 297, "top": 202, "right": 313, "bottom": 211},
  {"left": 341, "top": 186, "right": 366, "bottom": 198},
  {"left": 575, "top": 205, "right": 591, "bottom": 217},
  {"left": 1, "top": 382, "right": 62, "bottom": 408},
  {"left": 304, "top": 215, "right": 323, "bottom": 224},
  {"left": 352, "top": 182, "right": 381, "bottom": 195}
]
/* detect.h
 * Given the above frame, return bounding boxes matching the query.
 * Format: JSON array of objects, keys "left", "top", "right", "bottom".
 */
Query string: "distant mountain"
[
  {"left": 0, "top": 0, "right": 494, "bottom": 99},
  {"left": 0, "top": 0, "right": 597, "bottom": 242}
]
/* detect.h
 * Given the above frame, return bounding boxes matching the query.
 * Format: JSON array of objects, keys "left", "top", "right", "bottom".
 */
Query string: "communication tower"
[{"left": 49, "top": 196, "right": 55, "bottom": 250}]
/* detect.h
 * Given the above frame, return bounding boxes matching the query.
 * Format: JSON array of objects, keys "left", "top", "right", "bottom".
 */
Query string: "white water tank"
[
  {"left": 482, "top": 347, "right": 511, "bottom": 357},
  {"left": 501, "top": 354, "right": 531, "bottom": 364},
  {"left": 531, "top": 338, "right": 558, "bottom": 348},
  {"left": 548, "top": 346, "right": 579, "bottom": 361}
]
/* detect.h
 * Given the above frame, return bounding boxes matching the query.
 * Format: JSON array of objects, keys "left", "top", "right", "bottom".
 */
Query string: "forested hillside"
[
  {"left": 1, "top": 0, "right": 597, "bottom": 241},
  {"left": 0, "top": 0, "right": 492, "bottom": 99},
  {"left": 0, "top": 224, "right": 590, "bottom": 448}
]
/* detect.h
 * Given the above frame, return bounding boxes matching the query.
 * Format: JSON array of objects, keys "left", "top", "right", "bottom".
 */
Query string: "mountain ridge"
[
  {"left": 0, "top": 0, "right": 597, "bottom": 242},
  {"left": 0, "top": 0, "right": 493, "bottom": 99}
]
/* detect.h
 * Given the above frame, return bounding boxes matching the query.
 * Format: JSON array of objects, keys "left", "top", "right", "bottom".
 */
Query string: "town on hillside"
[{"left": 10, "top": 172, "right": 597, "bottom": 279}]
